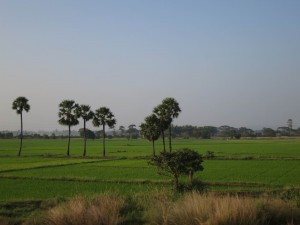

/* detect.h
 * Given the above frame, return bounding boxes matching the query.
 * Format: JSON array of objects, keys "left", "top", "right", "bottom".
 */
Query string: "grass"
[
  {"left": 145, "top": 192, "right": 300, "bottom": 225},
  {"left": 1, "top": 138, "right": 300, "bottom": 158},
  {"left": 0, "top": 138, "right": 299, "bottom": 223}
]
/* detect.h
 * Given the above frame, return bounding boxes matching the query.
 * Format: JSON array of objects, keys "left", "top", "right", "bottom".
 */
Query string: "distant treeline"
[{"left": 2, "top": 125, "right": 300, "bottom": 139}]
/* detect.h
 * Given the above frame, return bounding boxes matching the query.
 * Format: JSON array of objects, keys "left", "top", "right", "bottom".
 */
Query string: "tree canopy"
[{"left": 149, "top": 148, "right": 203, "bottom": 191}]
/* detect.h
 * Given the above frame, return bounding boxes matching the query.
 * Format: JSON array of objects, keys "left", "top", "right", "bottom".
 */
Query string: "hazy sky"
[{"left": 1, "top": 1, "right": 300, "bottom": 131}]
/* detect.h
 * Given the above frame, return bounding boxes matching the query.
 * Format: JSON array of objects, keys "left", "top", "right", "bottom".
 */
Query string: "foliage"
[
  {"left": 12, "top": 96, "right": 30, "bottom": 115},
  {"left": 58, "top": 100, "right": 79, "bottom": 127},
  {"left": 76, "top": 104, "right": 94, "bottom": 156},
  {"left": 93, "top": 107, "right": 116, "bottom": 157},
  {"left": 149, "top": 148, "right": 203, "bottom": 191},
  {"left": 58, "top": 100, "right": 79, "bottom": 156},
  {"left": 140, "top": 114, "right": 161, "bottom": 155},
  {"left": 153, "top": 98, "right": 181, "bottom": 152},
  {"left": 78, "top": 128, "right": 95, "bottom": 139},
  {"left": 262, "top": 127, "right": 277, "bottom": 137}
]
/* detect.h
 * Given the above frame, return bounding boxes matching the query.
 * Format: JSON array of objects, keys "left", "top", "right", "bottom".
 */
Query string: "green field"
[{"left": 0, "top": 138, "right": 299, "bottom": 202}]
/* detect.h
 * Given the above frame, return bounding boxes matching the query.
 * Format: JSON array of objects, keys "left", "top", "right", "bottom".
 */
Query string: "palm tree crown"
[
  {"left": 58, "top": 100, "right": 79, "bottom": 127},
  {"left": 162, "top": 97, "right": 181, "bottom": 120},
  {"left": 76, "top": 105, "right": 94, "bottom": 122},
  {"left": 12, "top": 97, "right": 30, "bottom": 114},
  {"left": 93, "top": 107, "right": 116, "bottom": 128}
]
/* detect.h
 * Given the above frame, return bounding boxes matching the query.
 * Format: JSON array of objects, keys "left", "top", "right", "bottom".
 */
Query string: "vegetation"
[
  {"left": 76, "top": 104, "right": 94, "bottom": 156},
  {"left": 140, "top": 114, "right": 161, "bottom": 155},
  {"left": 58, "top": 100, "right": 79, "bottom": 156},
  {"left": 146, "top": 192, "right": 300, "bottom": 225},
  {"left": 161, "top": 97, "right": 181, "bottom": 152},
  {"left": 3, "top": 97, "right": 300, "bottom": 223},
  {"left": 149, "top": 148, "right": 203, "bottom": 191},
  {"left": 12, "top": 96, "right": 30, "bottom": 156},
  {"left": 92, "top": 107, "right": 116, "bottom": 157}
]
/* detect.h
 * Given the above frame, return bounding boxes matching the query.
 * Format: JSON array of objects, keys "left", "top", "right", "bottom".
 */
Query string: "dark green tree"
[
  {"left": 262, "top": 127, "right": 276, "bottom": 137},
  {"left": 58, "top": 100, "right": 79, "bottom": 156},
  {"left": 92, "top": 107, "right": 116, "bottom": 157},
  {"left": 127, "top": 124, "right": 138, "bottom": 139},
  {"left": 140, "top": 114, "right": 161, "bottom": 156},
  {"left": 161, "top": 98, "right": 181, "bottom": 152},
  {"left": 78, "top": 128, "right": 96, "bottom": 140},
  {"left": 119, "top": 125, "right": 125, "bottom": 137},
  {"left": 12, "top": 96, "right": 30, "bottom": 156},
  {"left": 149, "top": 148, "right": 203, "bottom": 191},
  {"left": 76, "top": 104, "right": 94, "bottom": 156}
]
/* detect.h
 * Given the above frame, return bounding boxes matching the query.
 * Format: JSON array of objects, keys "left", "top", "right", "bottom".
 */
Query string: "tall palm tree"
[
  {"left": 153, "top": 103, "right": 171, "bottom": 152},
  {"left": 140, "top": 114, "right": 161, "bottom": 156},
  {"left": 12, "top": 96, "right": 30, "bottom": 156},
  {"left": 76, "top": 104, "right": 94, "bottom": 156},
  {"left": 161, "top": 98, "right": 181, "bottom": 152},
  {"left": 92, "top": 107, "right": 116, "bottom": 157},
  {"left": 58, "top": 100, "right": 79, "bottom": 156}
]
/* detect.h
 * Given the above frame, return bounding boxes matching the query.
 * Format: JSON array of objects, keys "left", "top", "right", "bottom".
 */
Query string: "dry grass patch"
[
  {"left": 45, "top": 194, "right": 124, "bottom": 225},
  {"left": 146, "top": 192, "right": 300, "bottom": 225}
]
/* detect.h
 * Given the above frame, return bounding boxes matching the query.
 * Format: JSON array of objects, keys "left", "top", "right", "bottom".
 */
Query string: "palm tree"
[
  {"left": 161, "top": 98, "right": 181, "bottom": 152},
  {"left": 140, "top": 114, "right": 161, "bottom": 156},
  {"left": 58, "top": 100, "right": 79, "bottom": 156},
  {"left": 76, "top": 104, "right": 94, "bottom": 156},
  {"left": 153, "top": 103, "right": 171, "bottom": 152},
  {"left": 12, "top": 96, "right": 30, "bottom": 156},
  {"left": 92, "top": 107, "right": 116, "bottom": 157}
]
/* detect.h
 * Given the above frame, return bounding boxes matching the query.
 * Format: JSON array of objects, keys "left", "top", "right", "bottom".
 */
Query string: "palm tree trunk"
[
  {"left": 103, "top": 124, "right": 106, "bottom": 157},
  {"left": 152, "top": 139, "right": 155, "bottom": 156},
  {"left": 83, "top": 120, "right": 86, "bottom": 156},
  {"left": 18, "top": 112, "right": 23, "bottom": 156},
  {"left": 169, "top": 124, "right": 172, "bottom": 152},
  {"left": 67, "top": 125, "right": 70, "bottom": 156},
  {"left": 162, "top": 129, "right": 166, "bottom": 152}
]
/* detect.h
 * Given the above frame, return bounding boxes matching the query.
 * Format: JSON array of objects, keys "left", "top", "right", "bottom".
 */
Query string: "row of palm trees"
[
  {"left": 12, "top": 96, "right": 180, "bottom": 157},
  {"left": 58, "top": 100, "right": 116, "bottom": 157}
]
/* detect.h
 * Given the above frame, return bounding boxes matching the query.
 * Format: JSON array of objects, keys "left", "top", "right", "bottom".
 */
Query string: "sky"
[{"left": 1, "top": 0, "right": 300, "bottom": 131}]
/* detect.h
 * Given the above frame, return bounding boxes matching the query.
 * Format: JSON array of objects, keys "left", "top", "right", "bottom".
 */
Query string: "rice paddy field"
[
  {"left": 0, "top": 137, "right": 300, "bottom": 223},
  {"left": 0, "top": 138, "right": 299, "bottom": 202}
]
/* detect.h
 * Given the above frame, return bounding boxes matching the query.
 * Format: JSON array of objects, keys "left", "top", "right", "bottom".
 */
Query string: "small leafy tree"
[
  {"left": 149, "top": 148, "right": 203, "bottom": 191},
  {"left": 76, "top": 104, "right": 94, "bottom": 156},
  {"left": 58, "top": 100, "right": 79, "bottom": 156},
  {"left": 12, "top": 96, "right": 30, "bottom": 156},
  {"left": 92, "top": 107, "right": 116, "bottom": 157},
  {"left": 140, "top": 114, "right": 161, "bottom": 156}
]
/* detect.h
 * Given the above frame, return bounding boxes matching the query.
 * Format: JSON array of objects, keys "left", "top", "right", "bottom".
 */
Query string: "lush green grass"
[
  {"left": 1, "top": 138, "right": 300, "bottom": 158},
  {"left": 0, "top": 138, "right": 299, "bottom": 203},
  {"left": 1, "top": 159, "right": 299, "bottom": 186},
  {"left": 0, "top": 178, "right": 165, "bottom": 202}
]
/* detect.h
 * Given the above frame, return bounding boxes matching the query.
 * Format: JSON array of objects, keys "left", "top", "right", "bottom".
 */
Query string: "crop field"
[{"left": 0, "top": 138, "right": 299, "bottom": 203}]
